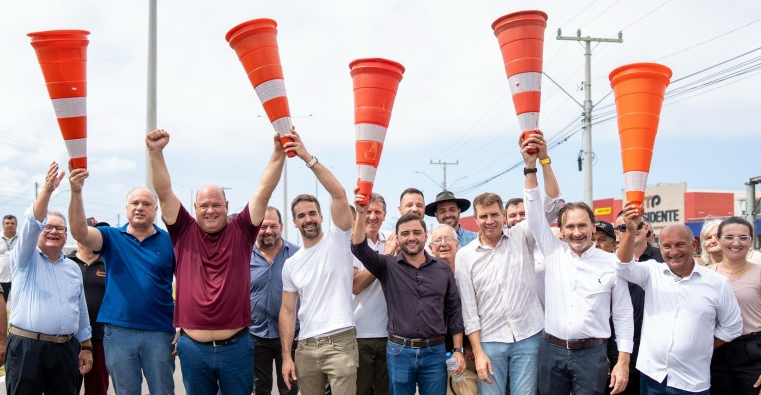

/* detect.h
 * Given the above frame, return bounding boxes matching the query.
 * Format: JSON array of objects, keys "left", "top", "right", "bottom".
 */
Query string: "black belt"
[
  {"left": 543, "top": 332, "right": 605, "bottom": 350},
  {"left": 388, "top": 334, "right": 445, "bottom": 349},
  {"left": 181, "top": 328, "right": 248, "bottom": 347}
]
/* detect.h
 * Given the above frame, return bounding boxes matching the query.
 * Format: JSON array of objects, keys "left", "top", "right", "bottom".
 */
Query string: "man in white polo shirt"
[
  {"left": 616, "top": 205, "right": 742, "bottom": 394},
  {"left": 352, "top": 193, "right": 390, "bottom": 395}
]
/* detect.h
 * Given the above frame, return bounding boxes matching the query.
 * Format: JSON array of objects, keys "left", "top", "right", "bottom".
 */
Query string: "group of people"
[{"left": 1, "top": 128, "right": 760, "bottom": 395}]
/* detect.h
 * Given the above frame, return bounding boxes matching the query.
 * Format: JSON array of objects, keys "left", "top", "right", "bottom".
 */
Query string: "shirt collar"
[
  {"left": 396, "top": 250, "right": 437, "bottom": 268},
  {"left": 660, "top": 259, "right": 701, "bottom": 281},
  {"left": 475, "top": 229, "right": 508, "bottom": 250}
]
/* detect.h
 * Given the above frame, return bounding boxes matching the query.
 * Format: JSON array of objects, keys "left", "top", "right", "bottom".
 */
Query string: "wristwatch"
[
  {"left": 81, "top": 346, "right": 94, "bottom": 352},
  {"left": 523, "top": 167, "right": 538, "bottom": 176},
  {"left": 305, "top": 156, "right": 318, "bottom": 169},
  {"left": 452, "top": 347, "right": 465, "bottom": 354}
]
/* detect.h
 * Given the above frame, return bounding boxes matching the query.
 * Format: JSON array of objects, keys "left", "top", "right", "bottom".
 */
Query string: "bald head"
[
  {"left": 660, "top": 224, "right": 694, "bottom": 243},
  {"left": 196, "top": 185, "right": 226, "bottom": 202},
  {"left": 194, "top": 185, "right": 229, "bottom": 234}
]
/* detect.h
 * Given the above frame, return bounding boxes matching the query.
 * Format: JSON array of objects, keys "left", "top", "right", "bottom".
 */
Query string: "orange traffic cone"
[
  {"left": 28, "top": 30, "right": 90, "bottom": 169},
  {"left": 350, "top": 58, "right": 405, "bottom": 205},
  {"left": 226, "top": 18, "right": 296, "bottom": 157},
  {"left": 492, "top": 10, "right": 548, "bottom": 153},
  {"left": 609, "top": 62, "right": 672, "bottom": 212}
]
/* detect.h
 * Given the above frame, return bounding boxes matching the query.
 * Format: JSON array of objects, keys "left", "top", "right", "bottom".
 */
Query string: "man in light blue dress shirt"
[
  {"left": 6, "top": 162, "right": 92, "bottom": 395},
  {"left": 250, "top": 206, "right": 300, "bottom": 395}
]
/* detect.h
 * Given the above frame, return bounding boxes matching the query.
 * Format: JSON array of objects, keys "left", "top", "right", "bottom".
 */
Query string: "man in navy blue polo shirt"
[{"left": 69, "top": 169, "right": 176, "bottom": 395}]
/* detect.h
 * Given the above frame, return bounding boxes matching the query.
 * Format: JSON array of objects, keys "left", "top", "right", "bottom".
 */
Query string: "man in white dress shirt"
[
  {"left": 455, "top": 131, "right": 562, "bottom": 395},
  {"left": 522, "top": 134, "right": 633, "bottom": 395},
  {"left": 616, "top": 205, "right": 742, "bottom": 394}
]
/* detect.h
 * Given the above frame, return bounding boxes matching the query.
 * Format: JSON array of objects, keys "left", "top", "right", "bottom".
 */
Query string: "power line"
[{"left": 654, "top": 16, "right": 761, "bottom": 62}]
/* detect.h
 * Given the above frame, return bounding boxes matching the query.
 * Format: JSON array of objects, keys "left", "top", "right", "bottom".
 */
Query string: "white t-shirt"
[
  {"left": 282, "top": 224, "right": 355, "bottom": 340},
  {"left": 352, "top": 231, "right": 388, "bottom": 338}
]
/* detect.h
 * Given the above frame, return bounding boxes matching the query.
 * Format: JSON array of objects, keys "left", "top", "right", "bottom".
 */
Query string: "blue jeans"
[
  {"left": 640, "top": 374, "right": 709, "bottom": 395},
  {"left": 479, "top": 331, "right": 540, "bottom": 395},
  {"left": 176, "top": 330, "right": 254, "bottom": 395},
  {"left": 386, "top": 340, "right": 447, "bottom": 395},
  {"left": 103, "top": 324, "right": 175, "bottom": 395}
]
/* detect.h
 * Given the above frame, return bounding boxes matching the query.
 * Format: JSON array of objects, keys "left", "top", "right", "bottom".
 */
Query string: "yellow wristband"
[{"left": 539, "top": 157, "right": 551, "bottom": 165}]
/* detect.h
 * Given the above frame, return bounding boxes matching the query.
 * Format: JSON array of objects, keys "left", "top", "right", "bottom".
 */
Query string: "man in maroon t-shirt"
[{"left": 147, "top": 128, "right": 285, "bottom": 394}]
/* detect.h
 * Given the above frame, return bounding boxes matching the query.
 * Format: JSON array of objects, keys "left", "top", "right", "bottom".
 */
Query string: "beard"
[
  {"left": 258, "top": 233, "right": 279, "bottom": 248},
  {"left": 400, "top": 240, "right": 424, "bottom": 256},
  {"left": 299, "top": 222, "right": 322, "bottom": 240}
]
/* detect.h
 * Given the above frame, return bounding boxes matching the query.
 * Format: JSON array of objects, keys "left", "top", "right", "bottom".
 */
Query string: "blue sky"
[{"left": 1, "top": 0, "right": 760, "bottom": 243}]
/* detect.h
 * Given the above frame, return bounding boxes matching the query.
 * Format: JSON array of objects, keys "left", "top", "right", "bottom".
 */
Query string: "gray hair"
[
  {"left": 431, "top": 223, "right": 458, "bottom": 241},
  {"left": 699, "top": 218, "right": 722, "bottom": 265},
  {"left": 127, "top": 187, "right": 158, "bottom": 205},
  {"left": 47, "top": 211, "right": 67, "bottom": 227}
]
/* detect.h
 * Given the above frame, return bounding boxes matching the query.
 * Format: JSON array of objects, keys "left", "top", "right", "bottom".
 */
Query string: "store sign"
[
  {"left": 626, "top": 183, "right": 686, "bottom": 233},
  {"left": 644, "top": 183, "right": 686, "bottom": 231},
  {"left": 594, "top": 207, "right": 612, "bottom": 216}
]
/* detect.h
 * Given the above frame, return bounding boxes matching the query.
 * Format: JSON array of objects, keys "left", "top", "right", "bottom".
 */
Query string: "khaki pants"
[{"left": 295, "top": 328, "right": 359, "bottom": 395}]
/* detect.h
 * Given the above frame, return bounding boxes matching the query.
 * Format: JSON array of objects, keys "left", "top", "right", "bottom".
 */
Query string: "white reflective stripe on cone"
[
  {"left": 623, "top": 171, "right": 648, "bottom": 193},
  {"left": 357, "top": 165, "right": 377, "bottom": 182},
  {"left": 517, "top": 112, "right": 540, "bottom": 132},
  {"left": 507, "top": 72, "right": 542, "bottom": 95},
  {"left": 254, "top": 79, "right": 287, "bottom": 104},
  {"left": 355, "top": 124, "right": 387, "bottom": 143},
  {"left": 51, "top": 97, "right": 86, "bottom": 119},
  {"left": 64, "top": 138, "right": 87, "bottom": 158},
  {"left": 272, "top": 117, "right": 293, "bottom": 136}
]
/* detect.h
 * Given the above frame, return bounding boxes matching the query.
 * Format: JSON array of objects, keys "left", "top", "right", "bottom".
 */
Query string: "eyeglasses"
[
  {"left": 42, "top": 225, "right": 67, "bottom": 233},
  {"left": 432, "top": 237, "right": 455, "bottom": 245},
  {"left": 720, "top": 235, "right": 752, "bottom": 243},
  {"left": 616, "top": 222, "right": 645, "bottom": 233}
]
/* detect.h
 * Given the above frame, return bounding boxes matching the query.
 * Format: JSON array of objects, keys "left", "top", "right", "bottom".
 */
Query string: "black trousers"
[
  {"left": 252, "top": 335, "right": 299, "bottom": 395},
  {"left": 0, "top": 282, "right": 10, "bottom": 303},
  {"left": 5, "top": 333, "right": 79, "bottom": 395},
  {"left": 711, "top": 332, "right": 761, "bottom": 395},
  {"left": 538, "top": 339, "right": 609, "bottom": 395}
]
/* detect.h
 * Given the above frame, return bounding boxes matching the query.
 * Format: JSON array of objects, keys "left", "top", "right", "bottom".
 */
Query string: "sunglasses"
[{"left": 616, "top": 222, "right": 644, "bottom": 233}]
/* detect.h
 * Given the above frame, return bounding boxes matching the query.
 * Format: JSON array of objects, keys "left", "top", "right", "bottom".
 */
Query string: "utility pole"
[
  {"left": 557, "top": 29, "right": 622, "bottom": 207},
  {"left": 747, "top": 176, "right": 761, "bottom": 249},
  {"left": 430, "top": 160, "right": 458, "bottom": 191},
  {"left": 146, "top": 0, "right": 157, "bottom": 190}
]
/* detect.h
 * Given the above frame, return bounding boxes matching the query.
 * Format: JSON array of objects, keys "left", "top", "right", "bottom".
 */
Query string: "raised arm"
[
  {"left": 33, "top": 162, "right": 65, "bottom": 222},
  {"left": 522, "top": 135, "right": 563, "bottom": 256},
  {"left": 616, "top": 204, "right": 641, "bottom": 264},
  {"left": 534, "top": 131, "right": 561, "bottom": 199},
  {"left": 282, "top": 130, "right": 352, "bottom": 231},
  {"left": 146, "top": 129, "right": 182, "bottom": 225},
  {"left": 68, "top": 168, "right": 104, "bottom": 251},
  {"left": 248, "top": 133, "right": 286, "bottom": 227}
]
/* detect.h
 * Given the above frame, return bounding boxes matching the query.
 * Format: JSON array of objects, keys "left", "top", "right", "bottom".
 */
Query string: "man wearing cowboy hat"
[{"left": 425, "top": 191, "right": 477, "bottom": 248}]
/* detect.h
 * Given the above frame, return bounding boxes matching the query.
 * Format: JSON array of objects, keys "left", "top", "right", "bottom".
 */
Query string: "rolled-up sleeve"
[
  {"left": 714, "top": 278, "right": 743, "bottom": 342},
  {"left": 74, "top": 280, "right": 92, "bottom": 342},
  {"left": 445, "top": 270, "right": 464, "bottom": 335}
]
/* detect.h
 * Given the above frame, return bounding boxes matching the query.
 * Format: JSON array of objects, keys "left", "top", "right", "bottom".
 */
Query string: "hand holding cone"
[
  {"left": 226, "top": 18, "right": 296, "bottom": 157},
  {"left": 492, "top": 10, "right": 548, "bottom": 154},
  {"left": 609, "top": 62, "right": 672, "bottom": 212},
  {"left": 350, "top": 58, "right": 405, "bottom": 206},
  {"left": 28, "top": 30, "right": 90, "bottom": 169}
]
